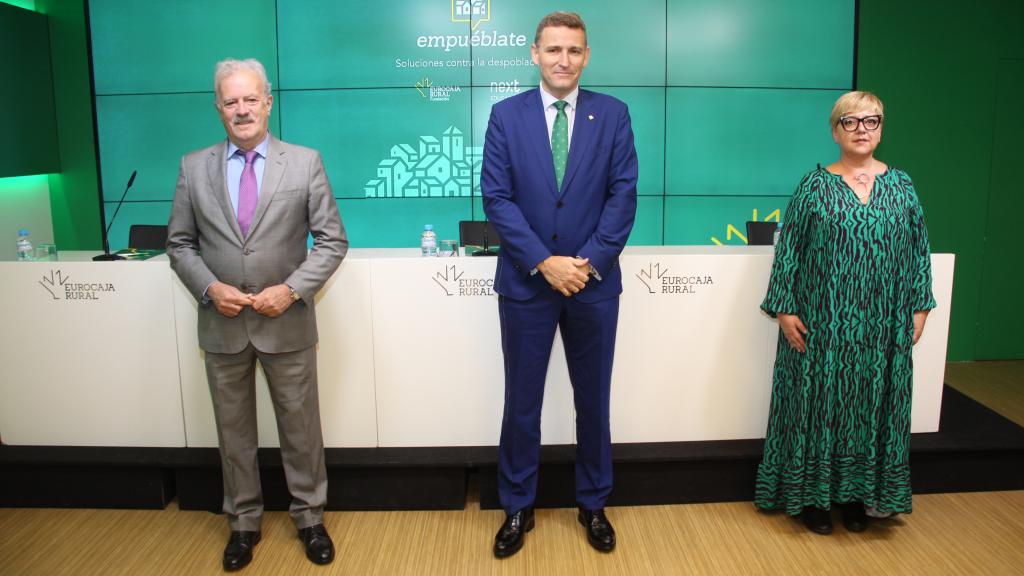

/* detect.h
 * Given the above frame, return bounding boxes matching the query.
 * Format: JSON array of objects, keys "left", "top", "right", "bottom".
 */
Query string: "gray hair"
[{"left": 213, "top": 58, "right": 272, "bottom": 106}]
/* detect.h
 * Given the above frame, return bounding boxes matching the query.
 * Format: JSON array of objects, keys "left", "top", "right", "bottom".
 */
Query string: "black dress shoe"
[
  {"left": 493, "top": 508, "right": 534, "bottom": 558},
  {"left": 223, "top": 530, "right": 260, "bottom": 571},
  {"left": 841, "top": 502, "right": 869, "bottom": 532},
  {"left": 298, "top": 524, "right": 335, "bottom": 565},
  {"left": 578, "top": 508, "right": 616, "bottom": 552},
  {"left": 801, "top": 506, "right": 833, "bottom": 535}
]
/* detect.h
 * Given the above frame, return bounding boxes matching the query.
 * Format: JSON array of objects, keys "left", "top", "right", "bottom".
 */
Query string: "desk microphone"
[
  {"left": 472, "top": 225, "right": 498, "bottom": 257},
  {"left": 93, "top": 170, "right": 136, "bottom": 261}
]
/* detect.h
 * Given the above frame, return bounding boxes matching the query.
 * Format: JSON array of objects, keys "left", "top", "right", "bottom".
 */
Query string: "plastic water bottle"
[
  {"left": 772, "top": 222, "right": 782, "bottom": 246},
  {"left": 420, "top": 224, "right": 438, "bottom": 257},
  {"left": 15, "top": 229, "right": 33, "bottom": 261}
]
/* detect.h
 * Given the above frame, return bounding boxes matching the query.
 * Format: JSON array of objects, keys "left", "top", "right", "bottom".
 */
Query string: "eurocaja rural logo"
[
  {"left": 414, "top": 75, "right": 462, "bottom": 102},
  {"left": 37, "top": 269, "right": 117, "bottom": 301},
  {"left": 433, "top": 265, "right": 494, "bottom": 297},
  {"left": 636, "top": 263, "right": 714, "bottom": 295}
]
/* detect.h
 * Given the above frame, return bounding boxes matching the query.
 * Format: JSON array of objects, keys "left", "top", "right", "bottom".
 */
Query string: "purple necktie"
[{"left": 237, "top": 149, "right": 258, "bottom": 237}]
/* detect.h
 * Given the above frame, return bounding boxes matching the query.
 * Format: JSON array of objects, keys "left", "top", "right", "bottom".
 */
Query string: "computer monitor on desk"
[{"left": 459, "top": 220, "right": 501, "bottom": 257}]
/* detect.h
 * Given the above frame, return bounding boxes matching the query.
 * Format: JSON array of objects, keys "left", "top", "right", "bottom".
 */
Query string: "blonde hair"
[{"left": 829, "top": 91, "right": 884, "bottom": 128}]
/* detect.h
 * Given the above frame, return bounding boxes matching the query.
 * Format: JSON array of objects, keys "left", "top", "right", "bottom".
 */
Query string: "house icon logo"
[
  {"left": 452, "top": 0, "right": 491, "bottom": 30},
  {"left": 364, "top": 126, "right": 483, "bottom": 198}
]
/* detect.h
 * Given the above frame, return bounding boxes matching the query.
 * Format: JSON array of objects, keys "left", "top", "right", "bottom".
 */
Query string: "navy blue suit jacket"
[{"left": 480, "top": 88, "right": 638, "bottom": 302}]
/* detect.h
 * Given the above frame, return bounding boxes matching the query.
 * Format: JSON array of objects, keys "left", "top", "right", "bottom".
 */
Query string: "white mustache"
[{"left": 232, "top": 115, "right": 255, "bottom": 125}]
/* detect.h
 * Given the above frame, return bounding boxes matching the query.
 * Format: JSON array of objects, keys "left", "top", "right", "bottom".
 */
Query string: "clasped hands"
[
  {"left": 538, "top": 255, "right": 591, "bottom": 297},
  {"left": 208, "top": 281, "right": 294, "bottom": 318}
]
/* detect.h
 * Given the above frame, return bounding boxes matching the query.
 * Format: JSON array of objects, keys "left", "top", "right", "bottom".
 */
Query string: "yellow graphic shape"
[
  {"left": 710, "top": 208, "right": 781, "bottom": 246},
  {"left": 452, "top": 0, "right": 491, "bottom": 31}
]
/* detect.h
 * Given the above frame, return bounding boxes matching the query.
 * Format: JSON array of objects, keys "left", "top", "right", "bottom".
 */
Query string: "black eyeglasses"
[{"left": 838, "top": 115, "right": 883, "bottom": 132}]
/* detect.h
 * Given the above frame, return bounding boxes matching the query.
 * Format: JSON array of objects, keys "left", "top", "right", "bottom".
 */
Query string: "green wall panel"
[
  {"left": 665, "top": 196, "right": 788, "bottom": 245},
  {"left": 37, "top": 0, "right": 102, "bottom": 250},
  {"left": 89, "top": 0, "right": 278, "bottom": 94},
  {"left": 974, "top": 59, "right": 1024, "bottom": 358},
  {"left": 665, "top": 88, "right": 841, "bottom": 196},
  {"left": 667, "top": 0, "right": 853, "bottom": 88},
  {"left": 0, "top": 2, "right": 59, "bottom": 177},
  {"left": 96, "top": 92, "right": 281, "bottom": 202}
]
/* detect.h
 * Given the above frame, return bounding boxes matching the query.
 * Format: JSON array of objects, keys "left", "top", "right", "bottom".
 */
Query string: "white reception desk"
[{"left": 0, "top": 248, "right": 954, "bottom": 449}]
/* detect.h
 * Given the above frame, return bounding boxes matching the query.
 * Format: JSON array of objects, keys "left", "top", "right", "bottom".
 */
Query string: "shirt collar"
[
  {"left": 539, "top": 85, "right": 579, "bottom": 112},
  {"left": 226, "top": 132, "right": 270, "bottom": 160}
]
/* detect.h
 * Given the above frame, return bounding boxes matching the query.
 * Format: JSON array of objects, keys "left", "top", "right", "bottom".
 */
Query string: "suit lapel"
[
  {"left": 247, "top": 135, "right": 286, "bottom": 239},
  {"left": 560, "top": 90, "right": 597, "bottom": 194},
  {"left": 521, "top": 91, "right": 559, "bottom": 198},
  {"left": 206, "top": 143, "right": 244, "bottom": 244}
]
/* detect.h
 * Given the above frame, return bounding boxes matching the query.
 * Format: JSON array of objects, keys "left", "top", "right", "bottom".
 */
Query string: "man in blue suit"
[{"left": 481, "top": 11, "right": 638, "bottom": 558}]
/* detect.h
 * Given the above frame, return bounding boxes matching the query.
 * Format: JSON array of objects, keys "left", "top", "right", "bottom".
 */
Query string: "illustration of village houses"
[{"left": 364, "top": 127, "right": 483, "bottom": 198}]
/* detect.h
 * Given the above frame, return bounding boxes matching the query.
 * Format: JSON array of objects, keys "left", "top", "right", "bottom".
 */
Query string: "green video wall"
[{"left": 89, "top": 0, "right": 853, "bottom": 249}]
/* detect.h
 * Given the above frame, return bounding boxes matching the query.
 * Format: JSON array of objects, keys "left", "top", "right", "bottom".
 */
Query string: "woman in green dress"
[{"left": 755, "top": 91, "right": 936, "bottom": 534}]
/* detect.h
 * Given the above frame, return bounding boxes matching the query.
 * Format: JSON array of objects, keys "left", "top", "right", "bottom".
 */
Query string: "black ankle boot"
[{"left": 801, "top": 506, "right": 833, "bottom": 535}]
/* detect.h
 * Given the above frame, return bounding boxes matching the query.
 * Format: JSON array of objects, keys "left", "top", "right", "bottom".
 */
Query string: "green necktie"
[{"left": 552, "top": 100, "right": 568, "bottom": 190}]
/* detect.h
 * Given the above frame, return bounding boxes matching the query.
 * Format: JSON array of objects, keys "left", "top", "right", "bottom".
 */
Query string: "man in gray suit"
[{"left": 167, "top": 58, "right": 346, "bottom": 571}]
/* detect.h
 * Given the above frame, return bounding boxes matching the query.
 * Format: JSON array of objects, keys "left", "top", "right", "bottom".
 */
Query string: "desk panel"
[{"left": 0, "top": 258, "right": 184, "bottom": 446}]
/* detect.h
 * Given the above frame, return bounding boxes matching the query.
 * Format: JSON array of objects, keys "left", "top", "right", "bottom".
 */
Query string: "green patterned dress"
[{"left": 755, "top": 166, "right": 936, "bottom": 516}]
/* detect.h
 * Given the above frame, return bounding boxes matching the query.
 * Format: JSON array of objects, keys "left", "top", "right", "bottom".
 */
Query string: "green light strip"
[
  {"left": 0, "top": 174, "right": 52, "bottom": 193},
  {"left": 0, "top": 1, "right": 37, "bottom": 11}
]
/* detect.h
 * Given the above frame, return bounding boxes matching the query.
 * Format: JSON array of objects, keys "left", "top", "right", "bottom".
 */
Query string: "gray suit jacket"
[{"left": 167, "top": 135, "right": 347, "bottom": 354}]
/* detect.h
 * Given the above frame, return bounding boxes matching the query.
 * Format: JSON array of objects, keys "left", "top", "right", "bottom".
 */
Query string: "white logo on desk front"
[
  {"left": 636, "top": 262, "right": 714, "bottom": 295},
  {"left": 37, "top": 269, "right": 117, "bottom": 302},
  {"left": 432, "top": 265, "right": 494, "bottom": 297}
]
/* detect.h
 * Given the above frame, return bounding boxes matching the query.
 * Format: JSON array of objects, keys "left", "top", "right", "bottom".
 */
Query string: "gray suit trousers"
[{"left": 205, "top": 343, "right": 326, "bottom": 531}]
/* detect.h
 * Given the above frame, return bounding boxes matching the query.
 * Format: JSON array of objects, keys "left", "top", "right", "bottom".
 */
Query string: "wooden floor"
[{"left": 1, "top": 361, "right": 1021, "bottom": 576}]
